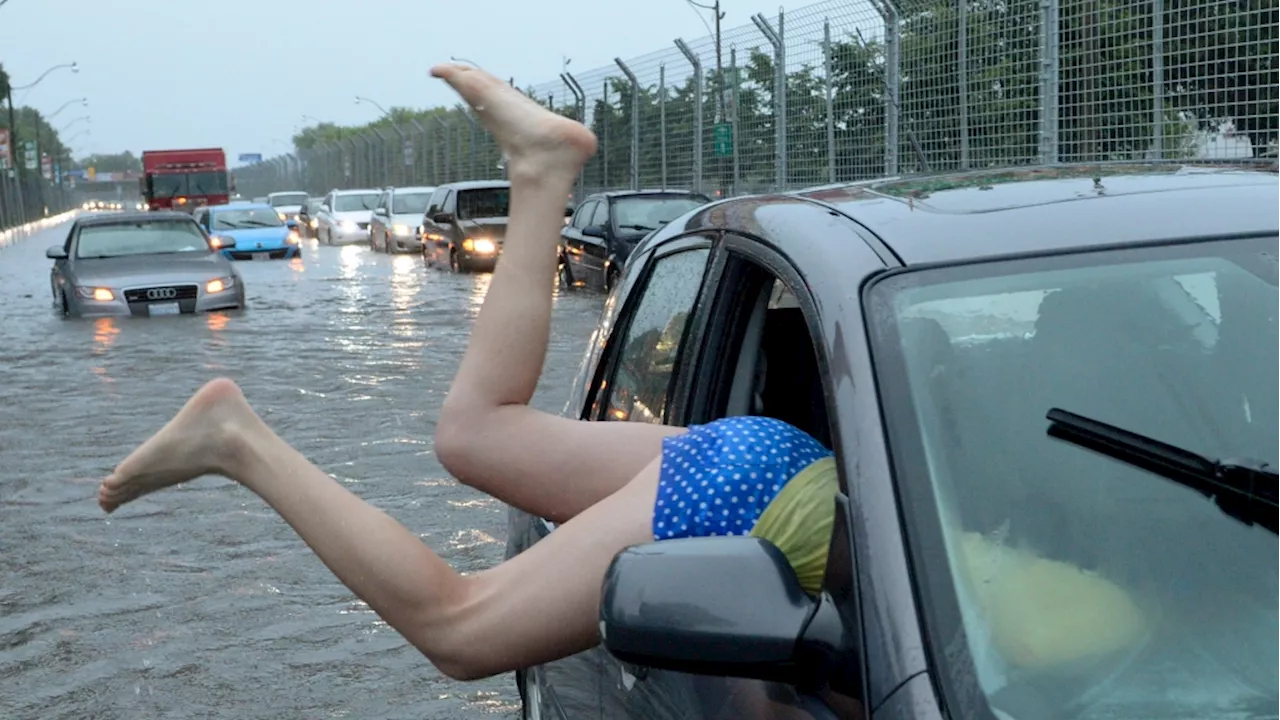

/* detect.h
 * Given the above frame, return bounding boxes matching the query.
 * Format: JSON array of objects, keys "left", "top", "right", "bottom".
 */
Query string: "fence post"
[
  {"left": 675, "top": 38, "right": 703, "bottom": 194},
  {"left": 602, "top": 80, "right": 611, "bottom": 189},
  {"left": 1152, "top": 0, "right": 1164, "bottom": 158},
  {"left": 958, "top": 0, "right": 970, "bottom": 169},
  {"left": 730, "top": 46, "right": 740, "bottom": 194},
  {"left": 823, "top": 20, "right": 836, "bottom": 184},
  {"left": 868, "top": 0, "right": 901, "bottom": 177},
  {"left": 463, "top": 112, "right": 479, "bottom": 180},
  {"left": 344, "top": 136, "right": 357, "bottom": 187},
  {"left": 561, "top": 72, "right": 587, "bottom": 200},
  {"left": 409, "top": 119, "right": 426, "bottom": 185},
  {"left": 752, "top": 12, "right": 786, "bottom": 189},
  {"left": 615, "top": 58, "right": 640, "bottom": 191},
  {"left": 1039, "top": 0, "right": 1060, "bottom": 164},
  {"left": 659, "top": 64, "right": 668, "bottom": 190},
  {"left": 433, "top": 116, "right": 450, "bottom": 182}
]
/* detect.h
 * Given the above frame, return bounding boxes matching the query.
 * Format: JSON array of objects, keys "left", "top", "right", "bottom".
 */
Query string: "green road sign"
[{"left": 713, "top": 123, "right": 733, "bottom": 157}]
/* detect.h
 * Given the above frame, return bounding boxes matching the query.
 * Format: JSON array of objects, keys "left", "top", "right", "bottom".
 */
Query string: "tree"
[{"left": 77, "top": 151, "right": 141, "bottom": 173}]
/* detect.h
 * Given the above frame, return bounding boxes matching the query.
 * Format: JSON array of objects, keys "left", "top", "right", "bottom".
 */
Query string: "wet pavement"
[{"left": 0, "top": 216, "right": 605, "bottom": 719}]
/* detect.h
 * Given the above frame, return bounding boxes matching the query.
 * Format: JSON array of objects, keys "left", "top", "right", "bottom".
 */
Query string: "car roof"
[
  {"left": 441, "top": 180, "right": 510, "bottom": 191},
  {"left": 76, "top": 211, "right": 195, "bottom": 226},
  {"left": 333, "top": 188, "right": 380, "bottom": 195},
  {"left": 392, "top": 186, "right": 436, "bottom": 194},
  {"left": 206, "top": 203, "right": 273, "bottom": 213},
  {"left": 592, "top": 189, "right": 709, "bottom": 200},
  {"left": 793, "top": 162, "right": 1279, "bottom": 265},
  {"left": 267, "top": 190, "right": 307, "bottom": 196}
]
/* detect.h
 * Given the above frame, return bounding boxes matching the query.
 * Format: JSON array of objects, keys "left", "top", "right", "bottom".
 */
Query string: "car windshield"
[
  {"left": 456, "top": 187, "right": 509, "bottom": 220},
  {"left": 269, "top": 193, "right": 309, "bottom": 208},
  {"left": 148, "top": 171, "right": 229, "bottom": 198},
  {"left": 392, "top": 192, "right": 432, "bottom": 215},
  {"left": 866, "top": 235, "right": 1278, "bottom": 720},
  {"left": 212, "top": 207, "right": 284, "bottom": 230},
  {"left": 333, "top": 193, "right": 379, "bottom": 212},
  {"left": 613, "top": 195, "right": 707, "bottom": 231},
  {"left": 306, "top": 199, "right": 324, "bottom": 212},
  {"left": 76, "top": 221, "right": 212, "bottom": 258}
]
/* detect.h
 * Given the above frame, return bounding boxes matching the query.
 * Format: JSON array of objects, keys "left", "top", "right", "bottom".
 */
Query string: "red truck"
[{"left": 140, "top": 148, "right": 231, "bottom": 212}]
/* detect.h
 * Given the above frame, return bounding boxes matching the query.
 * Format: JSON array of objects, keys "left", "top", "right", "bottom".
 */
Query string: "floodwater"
[{"left": 0, "top": 216, "right": 604, "bottom": 719}]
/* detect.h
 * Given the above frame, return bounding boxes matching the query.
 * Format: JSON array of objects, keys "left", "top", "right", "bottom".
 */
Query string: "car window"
[
  {"left": 392, "top": 191, "right": 432, "bottom": 215},
  {"left": 440, "top": 190, "right": 455, "bottom": 214},
  {"left": 614, "top": 195, "right": 708, "bottom": 232},
  {"left": 571, "top": 201, "right": 597, "bottom": 230},
  {"left": 599, "top": 248, "right": 711, "bottom": 423},
  {"left": 425, "top": 188, "right": 445, "bottom": 216},
  {"left": 590, "top": 201, "right": 611, "bottom": 228}
]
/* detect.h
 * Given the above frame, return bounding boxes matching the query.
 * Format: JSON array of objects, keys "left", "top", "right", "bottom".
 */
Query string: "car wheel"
[
  {"left": 450, "top": 250, "right": 463, "bottom": 273},
  {"left": 605, "top": 266, "right": 620, "bottom": 293},
  {"left": 558, "top": 258, "right": 574, "bottom": 289},
  {"left": 58, "top": 291, "right": 69, "bottom": 317},
  {"left": 384, "top": 233, "right": 393, "bottom": 253}
]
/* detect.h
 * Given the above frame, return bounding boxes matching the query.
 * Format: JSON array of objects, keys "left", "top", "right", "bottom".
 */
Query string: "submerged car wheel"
[
  {"left": 59, "top": 291, "right": 69, "bottom": 317},
  {"left": 558, "top": 258, "right": 574, "bottom": 289},
  {"left": 605, "top": 266, "right": 619, "bottom": 293},
  {"left": 450, "top": 250, "right": 463, "bottom": 273}
]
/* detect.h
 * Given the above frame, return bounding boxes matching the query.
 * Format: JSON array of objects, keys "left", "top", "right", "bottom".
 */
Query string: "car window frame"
[
  {"left": 584, "top": 232, "right": 722, "bottom": 425},
  {"left": 571, "top": 200, "right": 598, "bottom": 230},
  {"left": 589, "top": 200, "right": 611, "bottom": 230}
]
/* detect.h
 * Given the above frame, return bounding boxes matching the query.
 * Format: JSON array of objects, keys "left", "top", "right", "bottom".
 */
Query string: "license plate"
[
  {"left": 150, "top": 302, "right": 180, "bottom": 316},
  {"left": 252, "top": 253, "right": 270, "bottom": 261}
]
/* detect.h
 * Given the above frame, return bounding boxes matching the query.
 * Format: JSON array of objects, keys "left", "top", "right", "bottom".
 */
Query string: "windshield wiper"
[
  {"left": 1046, "top": 408, "right": 1277, "bottom": 534},
  {"left": 241, "top": 220, "right": 277, "bottom": 227},
  {"left": 618, "top": 224, "right": 656, "bottom": 231}
]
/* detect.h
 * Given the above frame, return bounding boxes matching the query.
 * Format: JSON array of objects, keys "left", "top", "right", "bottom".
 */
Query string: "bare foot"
[
  {"left": 430, "top": 63, "right": 597, "bottom": 182},
  {"left": 98, "top": 378, "right": 254, "bottom": 513}
]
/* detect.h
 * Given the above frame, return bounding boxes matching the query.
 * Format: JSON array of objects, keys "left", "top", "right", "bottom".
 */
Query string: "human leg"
[
  {"left": 428, "top": 64, "right": 683, "bottom": 523},
  {"left": 99, "top": 377, "right": 661, "bottom": 680}
]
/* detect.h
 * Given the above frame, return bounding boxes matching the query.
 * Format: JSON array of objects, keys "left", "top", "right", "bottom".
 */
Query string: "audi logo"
[{"left": 145, "top": 288, "right": 179, "bottom": 300}]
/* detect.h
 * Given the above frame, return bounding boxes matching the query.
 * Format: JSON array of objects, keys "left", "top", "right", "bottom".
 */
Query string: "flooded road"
[{"left": 0, "top": 217, "right": 605, "bottom": 719}]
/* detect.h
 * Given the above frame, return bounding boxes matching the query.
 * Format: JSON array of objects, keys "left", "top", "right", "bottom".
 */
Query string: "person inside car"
[{"left": 97, "top": 64, "right": 1148, "bottom": 683}]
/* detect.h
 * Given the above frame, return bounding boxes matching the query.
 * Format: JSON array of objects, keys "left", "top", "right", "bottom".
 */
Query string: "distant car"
[
  {"left": 560, "top": 190, "right": 711, "bottom": 292},
  {"left": 193, "top": 203, "right": 301, "bottom": 261},
  {"left": 421, "top": 180, "right": 531, "bottom": 272},
  {"left": 297, "top": 197, "right": 325, "bottom": 240},
  {"left": 315, "top": 188, "right": 380, "bottom": 245},
  {"left": 252, "top": 196, "right": 267, "bottom": 204},
  {"left": 370, "top": 185, "right": 436, "bottom": 253},
  {"left": 47, "top": 211, "right": 244, "bottom": 318},
  {"left": 267, "top": 191, "right": 310, "bottom": 224}
]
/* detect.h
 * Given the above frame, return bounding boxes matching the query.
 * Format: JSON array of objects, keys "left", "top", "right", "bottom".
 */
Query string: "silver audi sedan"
[{"left": 48, "top": 211, "right": 246, "bottom": 318}]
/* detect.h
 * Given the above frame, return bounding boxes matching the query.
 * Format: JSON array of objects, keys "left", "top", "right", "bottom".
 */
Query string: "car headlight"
[
  {"left": 205, "top": 276, "right": 236, "bottom": 294},
  {"left": 76, "top": 286, "right": 115, "bottom": 301},
  {"left": 209, "top": 235, "right": 234, "bottom": 249},
  {"left": 391, "top": 224, "right": 413, "bottom": 237},
  {"left": 287, "top": 230, "right": 300, "bottom": 244},
  {"left": 277, "top": 212, "right": 287, "bottom": 220},
  {"left": 339, "top": 220, "right": 358, "bottom": 232},
  {"left": 463, "top": 237, "right": 496, "bottom": 254},
  {"left": 309, "top": 218, "right": 318, "bottom": 229}
]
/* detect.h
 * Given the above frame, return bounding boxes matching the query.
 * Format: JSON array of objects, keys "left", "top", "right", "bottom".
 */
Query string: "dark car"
[
  {"left": 508, "top": 163, "right": 1279, "bottom": 720},
  {"left": 421, "top": 180, "right": 525, "bottom": 272},
  {"left": 47, "top": 211, "right": 245, "bottom": 318},
  {"left": 560, "top": 190, "right": 711, "bottom": 292},
  {"left": 297, "top": 197, "right": 325, "bottom": 240}
]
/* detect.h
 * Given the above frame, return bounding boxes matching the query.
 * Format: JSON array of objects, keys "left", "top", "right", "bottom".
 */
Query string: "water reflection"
[
  {"left": 467, "top": 273, "right": 493, "bottom": 318},
  {"left": 206, "top": 312, "right": 229, "bottom": 332},
  {"left": 92, "top": 317, "right": 120, "bottom": 355}
]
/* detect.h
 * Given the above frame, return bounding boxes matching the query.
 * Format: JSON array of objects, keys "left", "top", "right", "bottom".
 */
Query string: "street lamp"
[
  {"left": 12, "top": 61, "right": 78, "bottom": 91},
  {"left": 354, "top": 95, "right": 390, "bottom": 116},
  {"left": 58, "top": 115, "right": 89, "bottom": 133},
  {"left": 46, "top": 97, "right": 87, "bottom": 120}
]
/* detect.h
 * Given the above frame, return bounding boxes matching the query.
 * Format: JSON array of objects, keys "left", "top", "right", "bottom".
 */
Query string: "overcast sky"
[{"left": 2, "top": 0, "right": 808, "bottom": 164}]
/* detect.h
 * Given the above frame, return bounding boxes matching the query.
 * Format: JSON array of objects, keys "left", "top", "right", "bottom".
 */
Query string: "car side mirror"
[
  {"left": 46, "top": 246, "right": 68, "bottom": 260},
  {"left": 601, "top": 537, "right": 847, "bottom": 689},
  {"left": 565, "top": 205, "right": 575, "bottom": 217},
  {"left": 583, "top": 225, "right": 607, "bottom": 239},
  {"left": 432, "top": 212, "right": 455, "bottom": 224}
]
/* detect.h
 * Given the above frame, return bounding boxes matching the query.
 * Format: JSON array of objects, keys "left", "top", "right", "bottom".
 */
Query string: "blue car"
[{"left": 192, "top": 203, "right": 302, "bottom": 261}]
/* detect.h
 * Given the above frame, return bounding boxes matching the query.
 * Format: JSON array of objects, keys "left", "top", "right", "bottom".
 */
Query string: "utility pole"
[
  {"left": 2, "top": 64, "right": 25, "bottom": 221},
  {"left": 688, "top": 0, "right": 726, "bottom": 195}
]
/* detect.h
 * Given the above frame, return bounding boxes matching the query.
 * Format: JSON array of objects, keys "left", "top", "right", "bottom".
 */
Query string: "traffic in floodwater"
[{"left": 0, "top": 217, "right": 603, "bottom": 719}]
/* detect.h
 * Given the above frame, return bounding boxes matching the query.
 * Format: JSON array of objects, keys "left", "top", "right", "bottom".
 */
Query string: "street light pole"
[{"left": 46, "top": 97, "right": 87, "bottom": 120}]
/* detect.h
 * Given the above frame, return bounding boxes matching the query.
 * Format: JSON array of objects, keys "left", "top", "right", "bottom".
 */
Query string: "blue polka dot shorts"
[{"left": 653, "top": 416, "right": 833, "bottom": 541}]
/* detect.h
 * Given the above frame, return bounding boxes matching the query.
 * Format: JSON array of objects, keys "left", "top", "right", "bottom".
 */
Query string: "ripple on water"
[{"left": 0, "top": 226, "right": 605, "bottom": 718}]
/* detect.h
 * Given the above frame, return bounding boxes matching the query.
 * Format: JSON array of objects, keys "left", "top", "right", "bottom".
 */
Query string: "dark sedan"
[
  {"left": 48, "top": 211, "right": 245, "bottom": 318},
  {"left": 560, "top": 190, "right": 710, "bottom": 292},
  {"left": 509, "top": 162, "right": 1278, "bottom": 720}
]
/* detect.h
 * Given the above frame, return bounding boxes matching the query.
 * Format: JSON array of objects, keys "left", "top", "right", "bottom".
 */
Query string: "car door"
[
  {"left": 50, "top": 223, "right": 76, "bottom": 302},
  {"left": 562, "top": 199, "right": 597, "bottom": 281},
  {"left": 438, "top": 189, "right": 460, "bottom": 254},
  {"left": 581, "top": 200, "right": 612, "bottom": 290},
  {"left": 318, "top": 193, "right": 335, "bottom": 239},
  {"left": 371, "top": 190, "right": 390, "bottom": 248},
  {"left": 588, "top": 236, "right": 867, "bottom": 720}
]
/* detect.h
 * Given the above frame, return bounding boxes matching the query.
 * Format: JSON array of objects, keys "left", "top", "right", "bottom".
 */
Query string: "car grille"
[
  {"left": 123, "top": 285, "right": 199, "bottom": 303},
  {"left": 229, "top": 249, "right": 291, "bottom": 260}
]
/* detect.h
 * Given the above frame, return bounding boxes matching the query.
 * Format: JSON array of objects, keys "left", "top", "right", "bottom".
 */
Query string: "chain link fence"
[
  {"left": 234, "top": 0, "right": 1277, "bottom": 200},
  {"left": 0, "top": 169, "right": 78, "bottom": 233}
]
